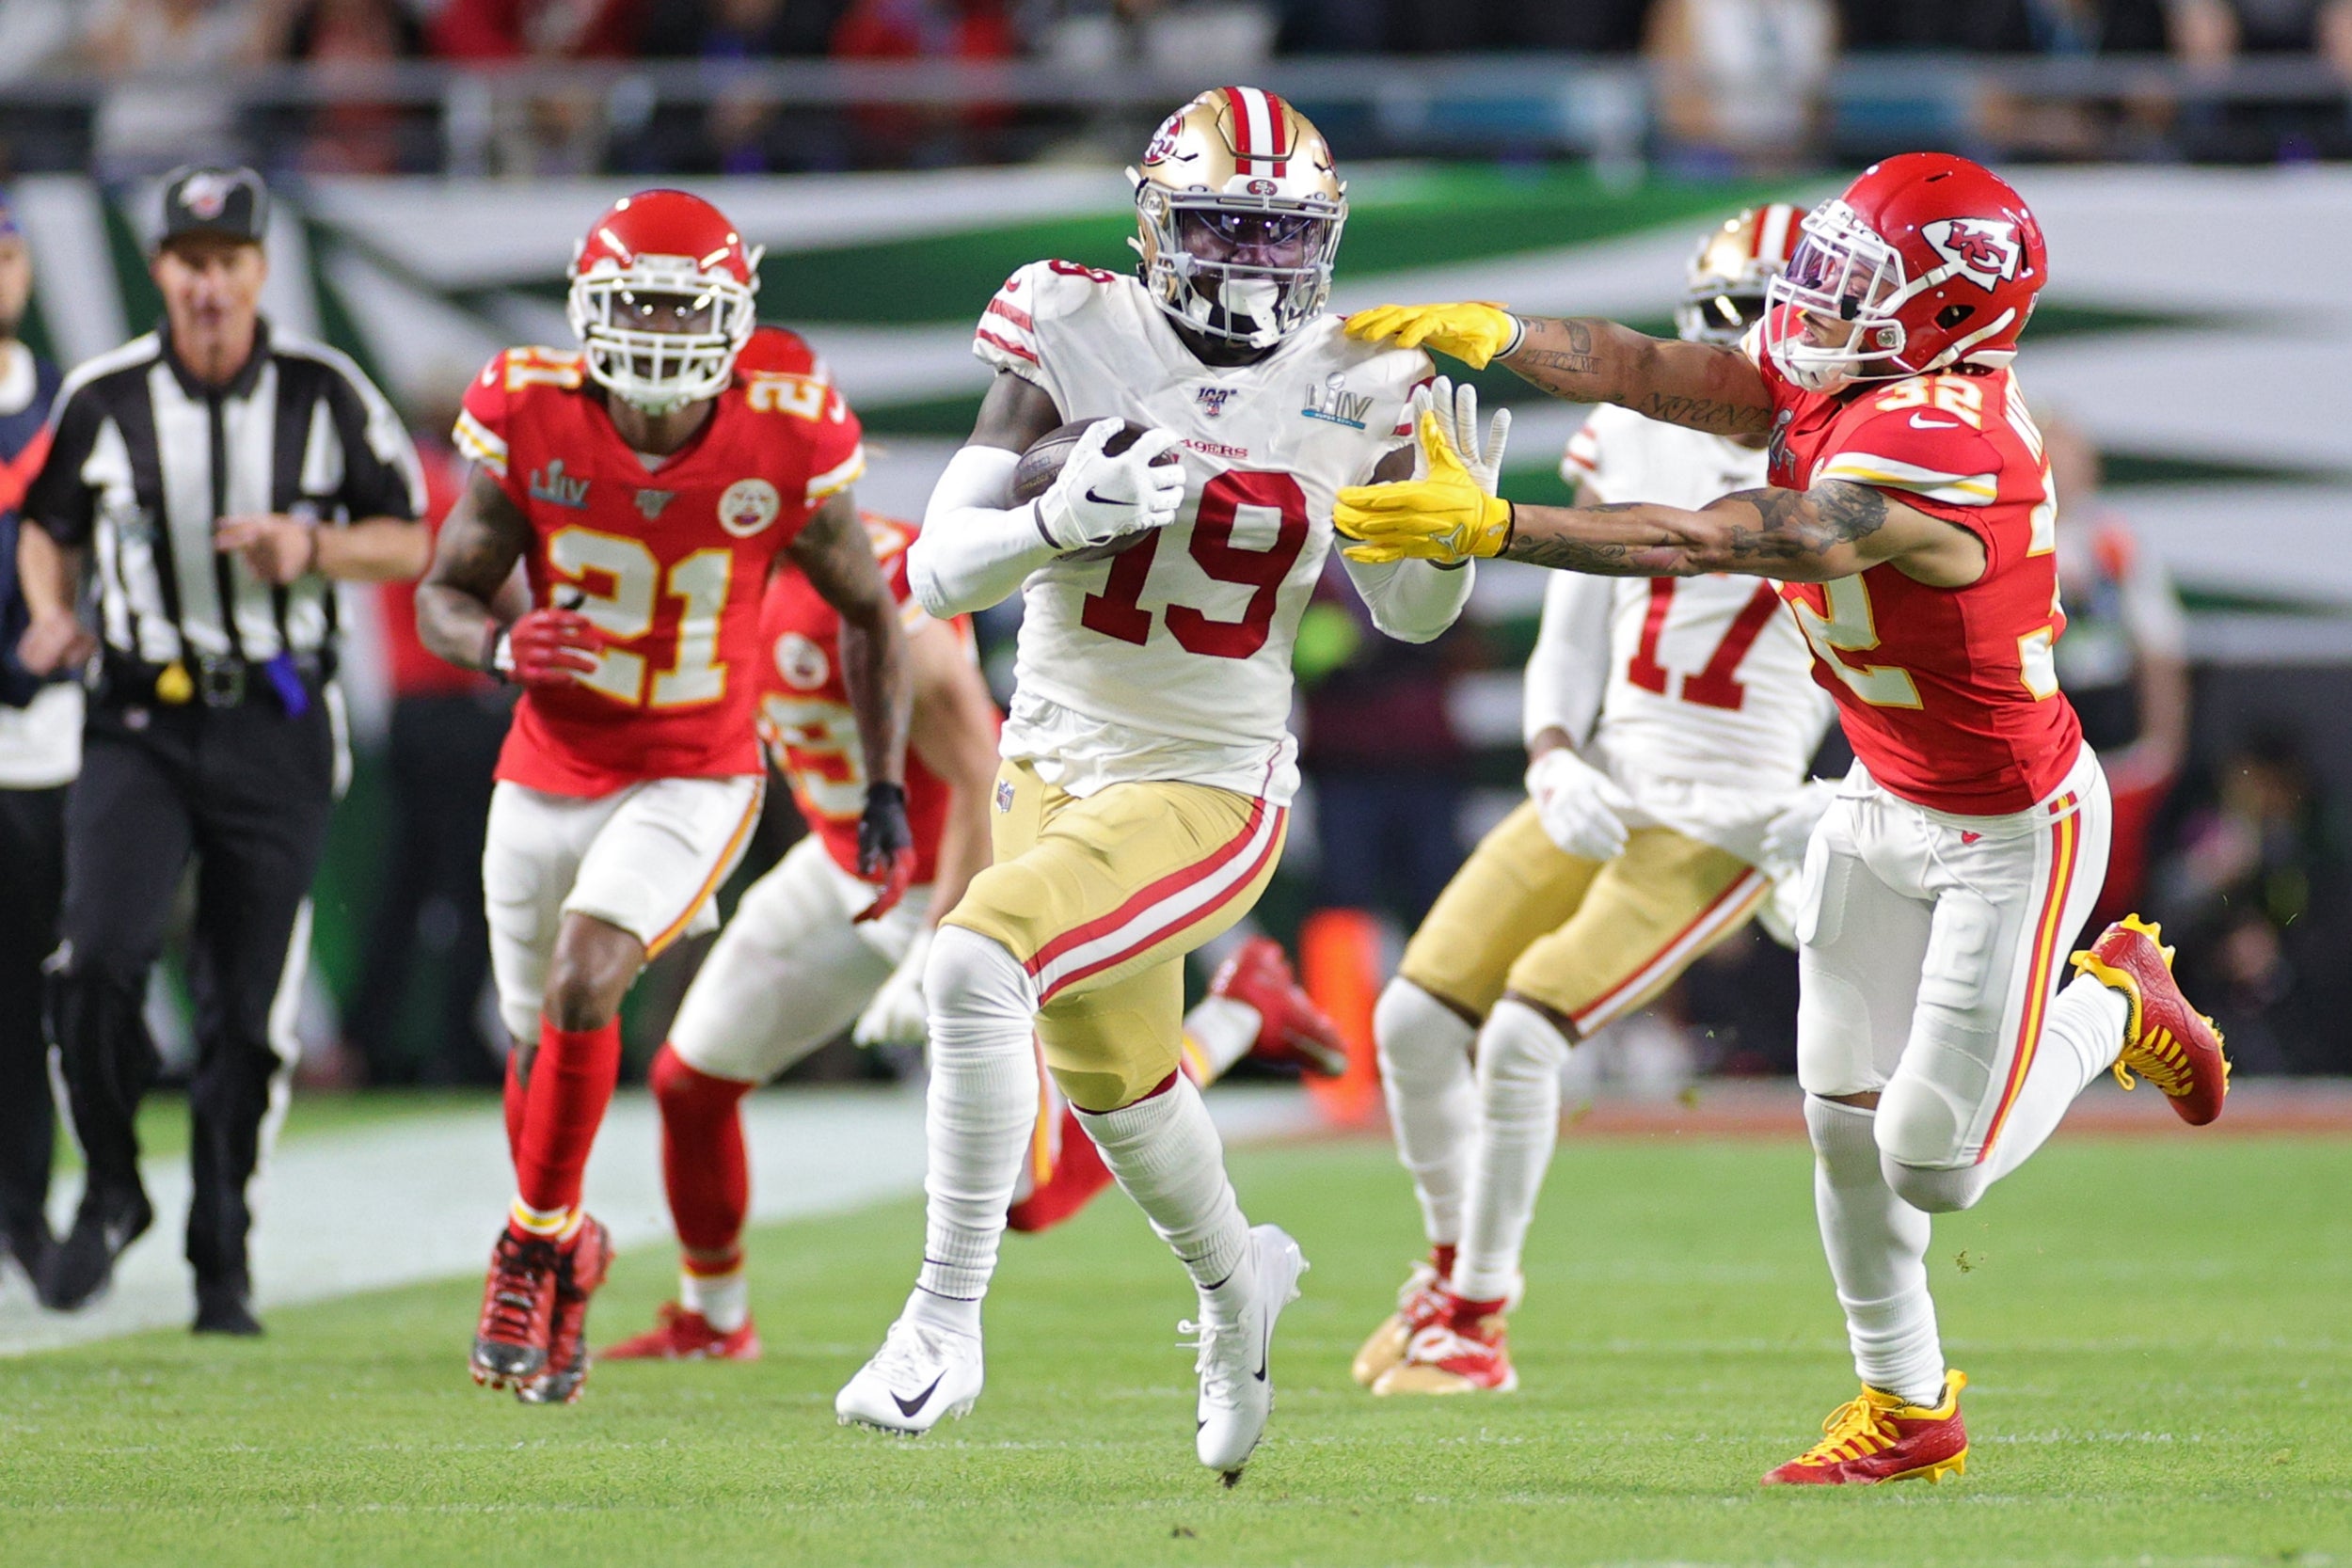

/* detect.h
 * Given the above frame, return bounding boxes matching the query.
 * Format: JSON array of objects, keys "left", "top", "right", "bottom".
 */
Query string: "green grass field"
[{"left": 4, "top": 1132, "right": 2347, "bottom": 1567}]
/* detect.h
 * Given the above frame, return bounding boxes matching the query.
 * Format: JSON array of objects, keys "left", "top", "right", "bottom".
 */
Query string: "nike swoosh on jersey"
[
  {"left": 1909, "top": 414, "right": 1963, "bottom": 430},
  {"left": 893, "top": 1373, "right": 946, "bottom": 1418}
]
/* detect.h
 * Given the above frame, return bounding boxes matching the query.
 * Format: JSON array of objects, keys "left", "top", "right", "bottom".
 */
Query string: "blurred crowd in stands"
[{"left": 0, "top": 0, "right": 2346, "bottom": 173}]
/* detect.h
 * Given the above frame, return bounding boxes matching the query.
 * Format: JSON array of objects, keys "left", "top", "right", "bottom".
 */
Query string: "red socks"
[
  {"left": 649, "top": 1042, "right": 754, "bottom": 1268},
  {"left": 511, "top": 1015, "right": 624, "bottom": 1222},
  {"left": 1005, "top": 1105, "right": 1114, "bottom": 1234}
]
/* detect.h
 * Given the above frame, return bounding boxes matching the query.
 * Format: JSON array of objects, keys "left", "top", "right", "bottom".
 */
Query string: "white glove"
[
  {"left": 1033, "top": 420, "right": 1186, "bottom": 553},
  {"left": 1525, "top": 747, "right": 1633, "bottom": 862},
  {"left": 1760, "top": 777, "right": 1840, "bottom": 883},
  {"left": 1417, "top": 374, "right": 1512, "bottom": 496},
  {"left": 852, "top": 926, "right": 933, "bottom": 1050}
]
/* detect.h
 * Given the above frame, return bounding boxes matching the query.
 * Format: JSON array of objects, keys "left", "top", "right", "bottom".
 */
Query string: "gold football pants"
[
  {"left": 1399, "top": 800, "right": 1771, "bottom": 1035},
  {"left": 945, "top": 761, "right": 1286, "bottom": 1111}
]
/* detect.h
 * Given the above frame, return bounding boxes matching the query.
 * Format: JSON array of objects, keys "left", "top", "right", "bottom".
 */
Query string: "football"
[{"left": 1010, "top": 418, "right": 1177, "bottom": 562}]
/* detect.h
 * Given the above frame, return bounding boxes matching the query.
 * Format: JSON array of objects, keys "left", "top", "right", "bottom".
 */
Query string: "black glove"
[{"left": 854, "top": 781, "right": 916, "bottom": 922}]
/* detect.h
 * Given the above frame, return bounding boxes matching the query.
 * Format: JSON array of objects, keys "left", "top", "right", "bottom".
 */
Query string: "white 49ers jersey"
[
  {"left": 974, "top": 259, "right": 1433, "bottom": 804},
  {"left": 1534, "top": 404, "right": 1832, "bottom": 861}
]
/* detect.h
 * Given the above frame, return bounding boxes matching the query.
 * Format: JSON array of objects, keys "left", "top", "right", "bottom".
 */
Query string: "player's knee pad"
[
  {"left": 1375, "top": 977, "right": 1475, "bottom": 1085},
  {"left": 926, "top": 925, "right": 1038, "bottom": 1055},
  {"left": 1880, "top": 1155, "right": 1989, "bottom": 1214},
  {"left": 1477, "top": 998, "right": 1568, "bottom": 1098},
  {"left": 1874, "top": 1059, "right": 1978, "bottom": 1175}
]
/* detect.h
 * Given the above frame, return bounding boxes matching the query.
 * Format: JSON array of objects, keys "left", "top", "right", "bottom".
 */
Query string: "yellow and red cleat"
[
  {"left": 1351, "top": 1252, "right": 1452, "bottom": 1387},
  {"left": 602, "top": 1301, "right": 763, "bottom": 1362},
  {"left": 2073, "top": 915, "right": 2230, "bottom": 1126},
  {"left": 1371, "top": 1288, "right": 1517, "bottom": 1396},
  {"left": 520, "top": 1213, "right": 613, "bottom": 1405},
  {"left": 1762, "top": 1370, "right": 1970, "bottom": 1486}
]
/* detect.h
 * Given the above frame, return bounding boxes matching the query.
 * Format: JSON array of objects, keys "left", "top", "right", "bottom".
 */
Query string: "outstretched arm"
[
  {"left": 1502, "top": 483, "right": 1983, "bottom": 584},
  {"left": 1507, "top": 483, "right": 1987, "bottom": 584},
  {"left": 1334, "top": 416, "right": 1987, "bottom": 586},
  {"left": 787, "top": 490, "right": 909, "bottom": 791},
  {"left": 1503, "top": 318, "right": 1774, "bottom": 437},
  {"left": 1345, "top": 302, "right": 1774, "bottom": 436},
  {"left": 1338, "top": 441, "right": 1474, "bottom": 643}
]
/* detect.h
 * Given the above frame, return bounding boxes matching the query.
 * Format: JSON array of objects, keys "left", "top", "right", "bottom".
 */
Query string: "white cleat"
[
  {"left": 1187, "top": 1223, "right": 1307, "bottom": 1485},
  {"left": 834, "top": 1314, "right": 985, "bottom": 1435}
]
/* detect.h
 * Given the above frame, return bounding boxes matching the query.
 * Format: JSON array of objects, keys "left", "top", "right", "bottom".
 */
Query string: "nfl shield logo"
[
  {"left": 994, "top": 779, "right": 1016, "bottom": 814},
  {"left": 1196, "top": 387, "right": 1235, "bottom": 419}
]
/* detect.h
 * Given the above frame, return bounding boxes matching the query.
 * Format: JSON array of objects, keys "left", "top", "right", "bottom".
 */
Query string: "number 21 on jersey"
[{"left": 548, "top": 525, "right": 730, "bottom": 707}]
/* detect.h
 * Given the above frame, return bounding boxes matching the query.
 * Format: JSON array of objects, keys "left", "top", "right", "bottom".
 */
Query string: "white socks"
[
  {"left": 913, "top": 927, "right": 1042, "bottom": 1330},
  {"left": 1807, "top": 1096, "right": 1944, "bottom": 1406},
  {"left": 681, "top": 1269, "right": 748, "bottom": 1334},
  {"left": 1182, "top": 994, "right": 1262, "bottom": 1085},
  {"left": 1375, "top": 979, "right": 1479, "bottom": 1252},
  {"left": 1977, "top": 973, "right": 2128, "bottom": 1183},
  {"left": 1454, "top": 999, "right": 1569, "bottom": 1302},
  {"left": 1078, "top": 1074, "right": 1253, "bottom": 1302},
  {"left": 1882, "top": 974, "right": 2131, "bottom": 1213}
]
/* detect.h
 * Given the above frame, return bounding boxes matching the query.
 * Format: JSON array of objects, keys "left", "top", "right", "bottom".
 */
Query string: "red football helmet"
[
  {"left": 566, "top": 189, "right": 763, "bottom": 414},
  {"left": 1762, "top": 152, "right": 2046, "bottom": 393}
]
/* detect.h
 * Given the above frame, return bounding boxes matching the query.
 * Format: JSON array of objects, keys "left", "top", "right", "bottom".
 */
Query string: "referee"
[{"left": 16, "top": 166, "right": 427, "bottom": 1334}]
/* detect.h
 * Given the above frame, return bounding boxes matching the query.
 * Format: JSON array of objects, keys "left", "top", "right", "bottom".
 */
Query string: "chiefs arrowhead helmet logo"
[{"left": 1922, "top": 219, "right": 2024, "bottom": 292}]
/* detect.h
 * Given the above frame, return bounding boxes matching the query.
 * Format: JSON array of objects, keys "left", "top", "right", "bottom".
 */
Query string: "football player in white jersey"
[
  {"left": 1358, "top": 207, "right": 1837, "bottom": 1396},
  {"left": 834, "top": 86, "right": 1487, "bottom": 1481}
]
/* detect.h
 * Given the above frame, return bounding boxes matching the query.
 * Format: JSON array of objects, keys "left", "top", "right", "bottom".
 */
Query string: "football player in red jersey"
[
  {"left": 413, "top": 190, "right": 912, "bottom": 1404},
  {"left": 599, "top": 511, "right": 1346, "bottom": 1361},
  {"left": 1337, "top": 153, "right": 2230, "bottom": 1484}
]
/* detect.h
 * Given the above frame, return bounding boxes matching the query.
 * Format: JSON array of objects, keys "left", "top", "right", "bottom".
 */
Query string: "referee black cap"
[{"left": 159, "top": 166, "right": 269, "bottom": 247}]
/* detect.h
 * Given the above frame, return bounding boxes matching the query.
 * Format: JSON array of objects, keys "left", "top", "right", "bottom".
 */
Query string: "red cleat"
[
  {"left": 2073, "top": 915, "right": 2230, "bottom": 1126},
  {"left": 520, "top": 1215, "right": 613, "bottom": 1405},
  {"left": 1006, "top": 1109, "right": 1114, "bottom": 1233},
  {"left": 471, "top": 1226, "right": 561, "bottom": 1391},
  {"left": 1372, "top": 1288, "right": 1518, "bottom": 1395},
  {"left": 1763, "top": 1370, "right": 1969, "bottom": 1486},
  {"left": 602, "top": 1301, "right": 763, "bottom": 1362},
  {"left": 1212, "top": 936, "right": 1348, "bottom": 1077}
]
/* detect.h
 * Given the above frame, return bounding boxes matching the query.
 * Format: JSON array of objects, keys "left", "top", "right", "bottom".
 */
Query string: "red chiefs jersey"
[
  {"left": 454, "top": 325, "right": 866, "bottom": 796},
  {"left": 757, "top": 514, "right": 969, "bottom": 886},
  {"left": 1754, "top": 341, "right": 2081, "bottom": 816}
]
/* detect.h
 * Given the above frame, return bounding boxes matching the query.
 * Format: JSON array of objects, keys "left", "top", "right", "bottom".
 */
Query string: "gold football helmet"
[
  {"left": 1129, "top": 86, "right": 1346, "bottom": 349},
  {"left": 1677, "top": 202, "right": 1803, "bottom": 345}
]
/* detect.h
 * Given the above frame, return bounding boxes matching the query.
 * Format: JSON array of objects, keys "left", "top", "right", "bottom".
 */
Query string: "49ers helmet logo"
[
  {"left": 1922, "top": 218, "right": 2024, "bottom": 292},
  {"left": 1144, "top": 114, "right": 1185, "bottom": 166}
]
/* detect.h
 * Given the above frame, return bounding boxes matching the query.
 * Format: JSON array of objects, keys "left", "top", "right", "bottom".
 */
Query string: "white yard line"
[{"left": 0, "top": 1084, "right": 1316, "bottom": 1356}]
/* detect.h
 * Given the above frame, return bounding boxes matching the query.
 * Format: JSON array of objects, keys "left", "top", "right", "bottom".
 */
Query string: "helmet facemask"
[
  {"left": 1762, "top": 201, "right": 1911, "bottom": 393},
  {"left": 567, "top": 253, "right": 758, "bottom": 416},
  {"left": 1135, "top": 182, "right": 1343, "bottom": 350}
]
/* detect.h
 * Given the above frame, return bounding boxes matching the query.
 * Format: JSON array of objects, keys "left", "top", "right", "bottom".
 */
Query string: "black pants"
[
  {"left": 51, "top": 698, "right": 334, "bottom": 1291},
  {"left": 0, "top": 782, "right": 65, "bottom": 1266},
  {"left": 345, "top": 691, "right": 506, "bottom": 1085}
]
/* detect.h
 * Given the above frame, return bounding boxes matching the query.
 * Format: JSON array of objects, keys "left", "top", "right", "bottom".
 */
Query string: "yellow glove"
[
  {"left": 1343, "top": 301, "right": 1520, "bottom": 369},
  {"left": 1335, "top": 410, "right": 1514, "bottom": 564}
]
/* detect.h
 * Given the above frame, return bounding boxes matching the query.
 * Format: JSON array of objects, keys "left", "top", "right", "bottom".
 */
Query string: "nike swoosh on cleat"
[{"left": 893, "top": 1373, "right": 946, "bottom": 1418}]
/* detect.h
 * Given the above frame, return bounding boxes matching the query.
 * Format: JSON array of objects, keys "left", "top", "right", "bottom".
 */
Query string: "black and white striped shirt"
[{"left": 26, "top": 320, "right": 424, "bottom": 666}]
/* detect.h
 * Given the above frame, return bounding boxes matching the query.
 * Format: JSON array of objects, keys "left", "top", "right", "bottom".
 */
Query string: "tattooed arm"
[
  {"left": 787, "top": 488, "right": 910, "bottom": 789},
  {"left": 1501, "top": 318, "right": 1776, "bottom": 438},
  {"left": 415, "top": 466, "right": 534, "bottom": 670},
  {"left": 1502, "top": 481, "right": 1988, "bottom": 586}
]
